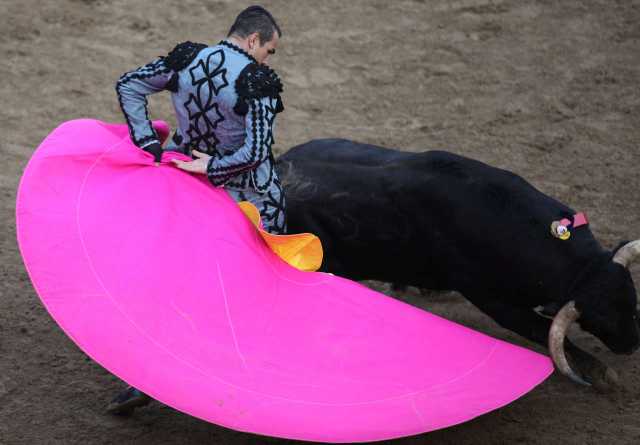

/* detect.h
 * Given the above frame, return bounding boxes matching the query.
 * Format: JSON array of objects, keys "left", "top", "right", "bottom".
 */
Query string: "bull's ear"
[{"left": 612, "top": 240, "right": 632, "bottom": 257}]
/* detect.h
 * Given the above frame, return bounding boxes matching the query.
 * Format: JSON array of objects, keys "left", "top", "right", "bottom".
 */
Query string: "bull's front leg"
[{"left": 465, "top": 295, "right": 619, "bottom": 390}]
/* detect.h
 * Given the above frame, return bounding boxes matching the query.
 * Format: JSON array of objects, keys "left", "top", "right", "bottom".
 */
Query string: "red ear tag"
[{"left": 573, "top": 212, "right": 588, "bottom": 227}]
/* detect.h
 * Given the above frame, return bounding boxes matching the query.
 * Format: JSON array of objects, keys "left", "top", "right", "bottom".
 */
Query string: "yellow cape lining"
[{"left": 238, "top": 201, "right": 323, "bottom": 272}]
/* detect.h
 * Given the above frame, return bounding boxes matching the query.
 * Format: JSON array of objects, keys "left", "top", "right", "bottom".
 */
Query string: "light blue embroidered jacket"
[{"left": 116, "top": 40, "right": 283, "bottom": 192}]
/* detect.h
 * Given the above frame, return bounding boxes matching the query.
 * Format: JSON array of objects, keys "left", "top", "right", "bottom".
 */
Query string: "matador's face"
[{"left": 247, "top": 32, "right": 279, "bottom": 65}]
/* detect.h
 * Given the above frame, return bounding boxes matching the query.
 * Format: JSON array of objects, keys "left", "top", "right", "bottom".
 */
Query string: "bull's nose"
[{"left": 628, "top": 336, "right": 640, "bottom": 355}]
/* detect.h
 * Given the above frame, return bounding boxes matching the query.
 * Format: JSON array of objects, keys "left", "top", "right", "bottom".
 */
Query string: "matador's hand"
[{"left": 171, "top": 149, "right": 211, "bottom": 175}]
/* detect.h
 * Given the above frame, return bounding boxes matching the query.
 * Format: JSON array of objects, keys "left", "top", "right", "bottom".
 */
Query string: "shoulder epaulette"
[
  {"left": 163, "top": 41, "right": 207, "bottom": 92},
  {"left": 233, "top": 63, "right": 284, "bottom": 115},
  {"left": 164, "top": 41, "right": 208, "bottom": 72}
]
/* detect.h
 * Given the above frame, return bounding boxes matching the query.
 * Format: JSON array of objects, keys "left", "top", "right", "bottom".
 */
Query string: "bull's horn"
[
  {"left": 548, "top": 301, "right": 591, "bottom": 386},
  {"left": 612, "top": 240, "right": 640, "bottom": 268}
]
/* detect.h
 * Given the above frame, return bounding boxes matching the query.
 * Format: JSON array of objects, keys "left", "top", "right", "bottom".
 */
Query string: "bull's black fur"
[{"left": 276, "top": 139, "right": 639, "bottom": 381}]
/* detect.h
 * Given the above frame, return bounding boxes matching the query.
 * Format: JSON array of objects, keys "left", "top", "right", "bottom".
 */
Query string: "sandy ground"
[{"left": 2, "top": 0, "right": 640, "bottom": 443}]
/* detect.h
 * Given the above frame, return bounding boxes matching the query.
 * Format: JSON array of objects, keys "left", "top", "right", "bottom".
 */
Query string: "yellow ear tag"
[{"left": 550, "top": 221, "right": 571, "bottom": 240}]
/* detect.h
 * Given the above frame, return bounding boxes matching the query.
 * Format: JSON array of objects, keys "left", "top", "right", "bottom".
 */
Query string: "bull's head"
[{"left": 549, "top": 240, "right": 640, "bottom": 385}]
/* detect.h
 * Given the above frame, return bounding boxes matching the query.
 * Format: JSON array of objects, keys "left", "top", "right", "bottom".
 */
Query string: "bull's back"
[
  {"left": 280, "top": 139, "right": 572, "bottom": 224},
  {"left": 282, "top": 138, "right": 415, "bottom": 166},
  {"left": 277, "top": 140, "right": 594, "bottom": 294}
]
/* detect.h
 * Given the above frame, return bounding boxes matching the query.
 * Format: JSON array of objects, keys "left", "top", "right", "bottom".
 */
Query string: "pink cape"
[{"left": 16, "top": 119, "right": 553, "bottom": 443}]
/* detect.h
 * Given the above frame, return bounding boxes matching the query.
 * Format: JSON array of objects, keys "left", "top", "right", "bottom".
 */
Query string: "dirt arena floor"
[{"left": 2, "top": 0, "right": 640, "bottom": 443}]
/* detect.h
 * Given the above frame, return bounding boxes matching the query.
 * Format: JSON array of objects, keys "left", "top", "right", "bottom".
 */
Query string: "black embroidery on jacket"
[
  {"left": 165, "top": 73, "right": 179, "bottom": 92},
  {"left": 183, "top": 49, "right": 229, "bottom": 154},
  {"left": 164, "top": 41, "right": 207, "bottom": 72},
  {"left": 233, "top": 63, "right": 284, "bottom": 116},
  {"left": 171, "top": 131, "right": 183, "bottom": 146},
  {"left": 260, "top": 184, "right": 287, "bottom": 234},
  {"left": 188, "top": 50, "right": 229, "bottom": 96},
  {"left": 218, "top": 40, "right": 258, "bottom": 64},
  {"left": 251, "top": 97, "right": 278, "bottom": 192},
  {"left": 207, "top": 100, "right": 263, "bottom": 186},
  {"left": 162, "top": 42, "right": 207, "bottom": 93},
  {"left": 116, "top": 58, "right": 171, "bottom": 147}
]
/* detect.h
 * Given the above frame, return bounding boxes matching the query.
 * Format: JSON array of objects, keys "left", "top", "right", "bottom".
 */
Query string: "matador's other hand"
[{"left": 171, "top": 149, "right": 211, "bottom": 175}]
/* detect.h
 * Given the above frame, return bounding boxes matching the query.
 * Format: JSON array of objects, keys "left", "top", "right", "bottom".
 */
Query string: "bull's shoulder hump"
[
  {"left": 284, "top": 138, "right": 352, "bottom": 155},
  {"left": 417, "top": 150, "right": 515, "bottom": 175},
  {"left": 282, "top": 139, "right": 411, "bottom": 165}
]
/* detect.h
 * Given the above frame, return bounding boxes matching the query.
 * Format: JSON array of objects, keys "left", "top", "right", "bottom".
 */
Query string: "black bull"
[{"left": 276, "top": 138, "right": 640, "bottom": 388}]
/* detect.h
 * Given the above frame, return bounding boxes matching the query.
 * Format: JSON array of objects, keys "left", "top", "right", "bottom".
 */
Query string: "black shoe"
[{"left": 106, "top": 386, "right": 151, "bottom": 416}]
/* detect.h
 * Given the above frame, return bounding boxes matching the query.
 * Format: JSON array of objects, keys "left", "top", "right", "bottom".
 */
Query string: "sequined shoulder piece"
[{"left": 234, "top": 63, "right": 284, "bottom": 115}]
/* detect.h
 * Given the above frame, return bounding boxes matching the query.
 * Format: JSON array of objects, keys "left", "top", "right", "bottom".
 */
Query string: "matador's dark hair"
[{"left": 227, "top": 5, "right": 282, "bottom": 45}]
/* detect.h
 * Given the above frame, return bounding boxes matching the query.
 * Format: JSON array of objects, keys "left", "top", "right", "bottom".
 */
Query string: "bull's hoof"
[
  {"left": 590, "top": 367, "right": 621, "bottom": 393},
  {"left": 391, "top": 283, "right": 408, "bottom": 293}
]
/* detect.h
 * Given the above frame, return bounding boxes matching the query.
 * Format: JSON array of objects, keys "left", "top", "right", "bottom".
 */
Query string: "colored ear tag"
[{"left": 550, "top": 221, "right": 571, "bottom": 240}]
